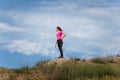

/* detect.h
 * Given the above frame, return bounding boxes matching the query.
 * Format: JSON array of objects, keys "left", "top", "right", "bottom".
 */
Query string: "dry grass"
[{"left": 0, "top": 56, "right": 120, "bottom": 80}]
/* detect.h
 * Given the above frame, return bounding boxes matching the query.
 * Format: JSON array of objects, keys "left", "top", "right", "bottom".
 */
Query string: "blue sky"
[{"left": 0, "top": 0, "right": 120, "bottom": 69}]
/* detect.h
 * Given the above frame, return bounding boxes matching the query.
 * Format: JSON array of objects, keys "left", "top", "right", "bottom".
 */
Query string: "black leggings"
[{"left": 57, "top": 39, "right": 63, "bottom": 57}]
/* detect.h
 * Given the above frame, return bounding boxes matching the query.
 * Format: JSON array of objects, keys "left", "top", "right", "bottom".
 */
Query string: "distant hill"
[{"left": 0, "top": 57, "right": 120, "bottom": 80}]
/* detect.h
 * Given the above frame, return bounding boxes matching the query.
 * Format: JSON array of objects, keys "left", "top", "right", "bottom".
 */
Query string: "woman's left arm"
[{"left": 62, "top": 32, "right": 66, "bottom": 39}]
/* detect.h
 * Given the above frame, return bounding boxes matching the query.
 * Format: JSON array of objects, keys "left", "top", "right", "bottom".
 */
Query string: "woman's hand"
[{"left": 62, "top": 32, "right": 66, "bottom": 39}]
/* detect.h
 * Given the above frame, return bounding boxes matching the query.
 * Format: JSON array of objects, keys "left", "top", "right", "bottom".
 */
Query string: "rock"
[{"left": 47, "top": 58, "right": 72, "bottom": 66}]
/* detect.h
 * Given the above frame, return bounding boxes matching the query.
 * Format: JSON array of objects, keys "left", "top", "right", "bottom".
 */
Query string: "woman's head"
[{"left": 56, "top": 26, "right": 62, "bottom": 32}]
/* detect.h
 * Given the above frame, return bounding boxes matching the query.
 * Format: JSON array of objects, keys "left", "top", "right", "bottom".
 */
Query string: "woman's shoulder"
[{"left": 58, "top": 31, "right": 62, "bottom": 33}]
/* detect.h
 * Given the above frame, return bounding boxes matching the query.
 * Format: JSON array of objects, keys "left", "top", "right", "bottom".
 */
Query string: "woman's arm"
[{"left": 62, "top": 32, "right": 66, "bottom": 39}]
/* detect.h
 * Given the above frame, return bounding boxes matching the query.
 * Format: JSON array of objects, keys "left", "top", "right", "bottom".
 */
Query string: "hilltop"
[{"left": 0, "top": 56, "right": 120, "bottom": 80}]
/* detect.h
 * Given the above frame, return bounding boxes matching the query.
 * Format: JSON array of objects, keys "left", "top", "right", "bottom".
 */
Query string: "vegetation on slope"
[{"left": 1, "top": 56, "right": 120, "bottom": 80}]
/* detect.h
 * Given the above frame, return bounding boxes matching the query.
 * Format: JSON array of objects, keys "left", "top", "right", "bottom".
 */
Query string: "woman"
[{"left": 55, "top": 26, "right": 66, "bottom": 58}]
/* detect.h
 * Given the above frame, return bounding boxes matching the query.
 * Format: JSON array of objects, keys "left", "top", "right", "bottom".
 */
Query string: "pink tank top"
[{"left": 56, "top": 31, "right": 62, "bottom": 40}]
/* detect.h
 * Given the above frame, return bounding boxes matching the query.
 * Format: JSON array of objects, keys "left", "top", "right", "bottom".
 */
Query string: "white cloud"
[
  {"left": 0, "top": 22, "right": 28, "bottom": 32},
  {"left": 2, "top": 40, "right": 54, "bottom": 55},
  {"left": 80, "top": 8, "right": 112, "bottom": 17},
  {"left": 6, "top": 11, "right": 105, "bottom": 39},
  {"left": 0, "top": 1, "right": 120, "bottom": 57},
  {"left": 112, "top": 36, "right": 120, "bottom": 42}
]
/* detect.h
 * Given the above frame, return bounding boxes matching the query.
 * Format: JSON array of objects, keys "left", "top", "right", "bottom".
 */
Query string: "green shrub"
[
  {"left": 91, "top": 57, "right": 107, "bottom": 64},
  {"left": 35, "top": 60, "right": 49, "bottom": 68},
  {"left": 14, "top": 66, "right": 31, "bottom": 74},
  {"left": 9, "top": 75, "right": 17, "bottom": 80},
  {"left": 116, "top": 54, "right": 120, "bottom": 57},
  {"left": 43, "top": 62, "right": 119, "bottom": 80}
]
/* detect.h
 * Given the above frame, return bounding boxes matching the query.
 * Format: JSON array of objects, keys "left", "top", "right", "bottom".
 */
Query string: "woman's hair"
[{"left": 56, "top": 26, "right": 62, "bottom": 31}]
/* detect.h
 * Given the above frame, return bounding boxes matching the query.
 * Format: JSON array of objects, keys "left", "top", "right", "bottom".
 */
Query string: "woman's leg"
[{"left": 57, "top": 39, "right": 63, "bottom": 58}]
